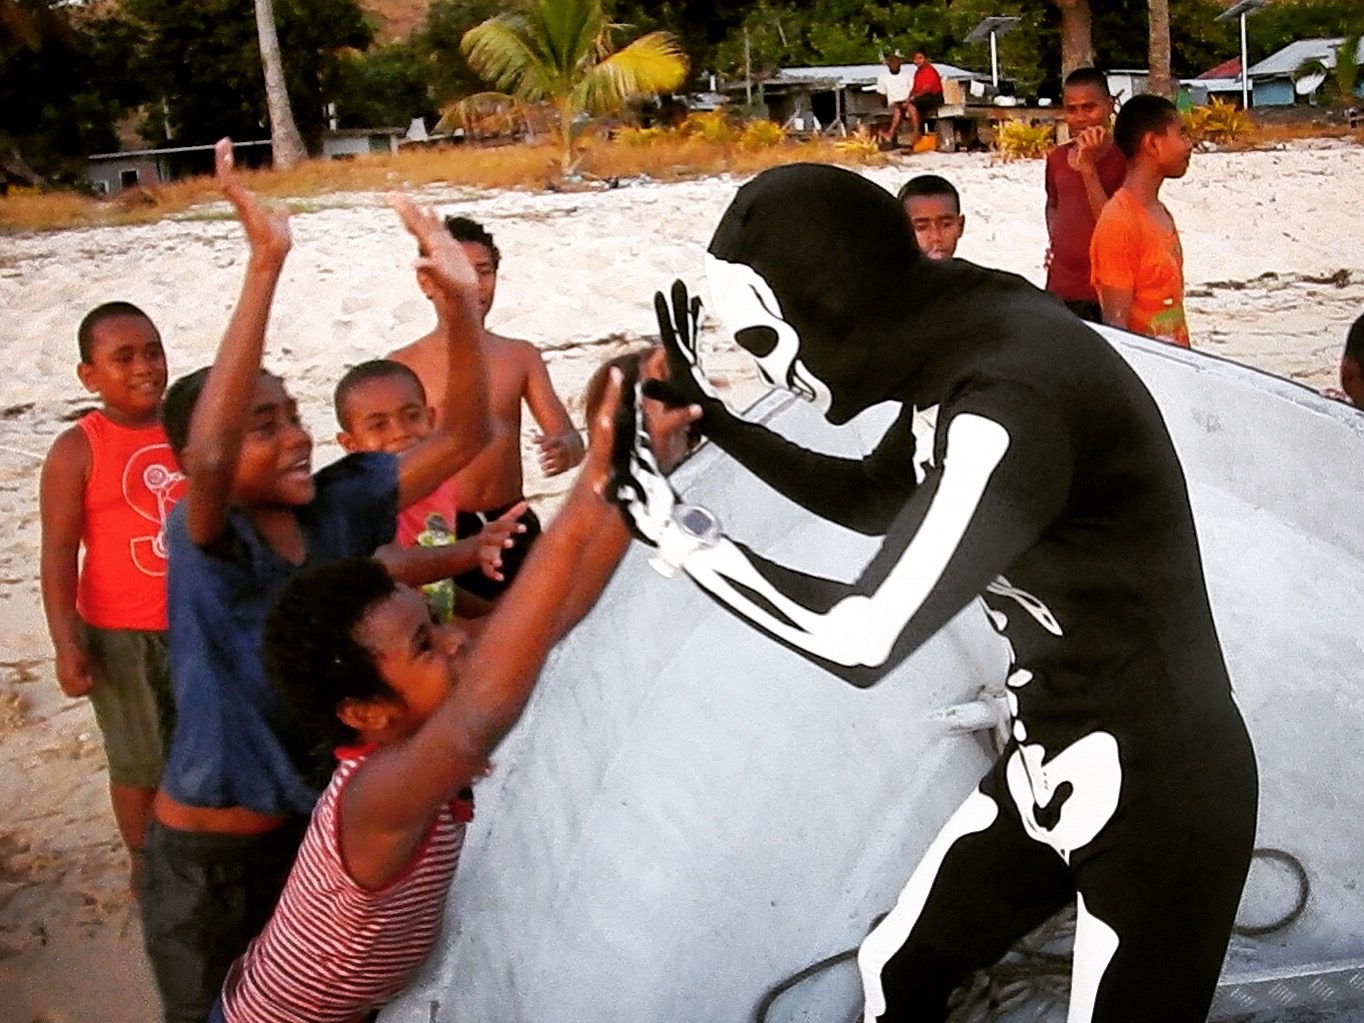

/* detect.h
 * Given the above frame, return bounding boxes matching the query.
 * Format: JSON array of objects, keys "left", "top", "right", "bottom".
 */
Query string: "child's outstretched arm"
[
  {"left": 390, "top": 198, "right": 491, "bottom": 508},
  {"left": 181, "top": 138, "right": 292, "bottom": 548},
  {"left": 526, "top": 348, "right": 586, "bottom": 477},
  {"left": 374, "top": 501, "right": 527, "bottom": 586},
  {"left": 340, "top": 371, "right": 642, "bottom": 889},
  {"left": 39, "top": 427, "right": 94, "bottom": 697}
]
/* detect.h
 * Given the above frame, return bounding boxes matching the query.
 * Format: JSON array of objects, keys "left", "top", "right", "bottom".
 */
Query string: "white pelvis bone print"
[{"left": 990, "top": 587, "right": 1121, "bottom": 863}]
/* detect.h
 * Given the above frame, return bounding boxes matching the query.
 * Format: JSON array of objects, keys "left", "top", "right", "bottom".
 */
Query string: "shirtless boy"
[{"left": 389, "top": 216, "right": 584, "bottom": 599}]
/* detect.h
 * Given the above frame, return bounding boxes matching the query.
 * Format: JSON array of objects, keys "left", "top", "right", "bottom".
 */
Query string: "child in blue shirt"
[{"left": 139, "top": 138, "right": 491, "bottom": 1023}]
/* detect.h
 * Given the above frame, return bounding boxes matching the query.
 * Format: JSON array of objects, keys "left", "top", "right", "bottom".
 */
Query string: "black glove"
[
  {"left": 644, "top": 279, "right": 723, "bottom": 415},
  {"left": 606, "top": 368, "right": 677, "bottom": 546}
]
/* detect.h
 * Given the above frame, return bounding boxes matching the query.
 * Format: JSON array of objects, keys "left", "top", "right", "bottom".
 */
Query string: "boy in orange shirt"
[
  {"left": 39, "top": 301, "right": 187, "bottom": 888},
  {"left": 1090, "top": 94, "right": 1194, "bottom": 347}
]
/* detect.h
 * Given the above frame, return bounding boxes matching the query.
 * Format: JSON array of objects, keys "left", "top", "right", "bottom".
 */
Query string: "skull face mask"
[{"left": 704, "top": 253, "right": 833, "bottom": 416}]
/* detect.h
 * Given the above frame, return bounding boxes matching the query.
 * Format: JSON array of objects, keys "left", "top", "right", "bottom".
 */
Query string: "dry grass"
[
  {"left": 3, "top": 121, "right": 1357, "bottom": 233},
  {"left": 0, "top": 136, "right": 886, "bottom": 232},
  {"left": 1217, "top": 119, "right": 1364, "bottom": 152}
]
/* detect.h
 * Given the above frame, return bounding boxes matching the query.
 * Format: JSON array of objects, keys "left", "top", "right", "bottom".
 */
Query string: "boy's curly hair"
[
  {"left": 264, "top": 558, "right": 400, "bottom": 758},
  {"left": 443, "top": 215, "right": 500, "bottom": 269}
]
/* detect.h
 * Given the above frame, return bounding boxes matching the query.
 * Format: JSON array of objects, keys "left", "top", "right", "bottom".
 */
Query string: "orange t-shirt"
[
  {"left": 76, "top": 411, "right": 186, "bottom": 630},
  {"left": 1089, "top": 187, "right": 1190, "bottom": 348}
]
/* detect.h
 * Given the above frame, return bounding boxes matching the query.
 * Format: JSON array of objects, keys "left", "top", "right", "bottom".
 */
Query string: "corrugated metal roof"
[
  {"left": 767, "top": 62, "right": 985, "bottom": 88},
  {"left": 1198, "top": 56, "right": 1242, "bottom": 79},
  {"left": 1248, "top": 37, "right": 1363, "bottom": 77}
]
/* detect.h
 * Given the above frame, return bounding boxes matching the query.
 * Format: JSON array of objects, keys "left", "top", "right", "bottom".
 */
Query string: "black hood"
[{"left": 705, "top": 163, "right": 1046, "bottom": 423}]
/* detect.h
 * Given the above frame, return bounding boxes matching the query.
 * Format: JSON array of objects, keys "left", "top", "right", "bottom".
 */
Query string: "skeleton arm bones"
[{"left": 643, "top": 400, "right": 1074, "bottom": 688}]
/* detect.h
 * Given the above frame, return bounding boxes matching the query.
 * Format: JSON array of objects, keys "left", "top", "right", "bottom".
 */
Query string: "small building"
[
  {"left": 86, "top": 140, "right": 272, "bottom": 195},
  {"left": 725, "top": 62, "right": 988, "bottom": 134},
  {"left": 1106, "top": 69, "right": 1151, "bottom": 104},
  {"left": 1247, "top": 37, "right": 1364, "bottom": 107},
  {"left": 1183, "top": 57, "right": 1248, "bottom": 106},
  {"left": 320, "top": 127, "right": 406, "bottom": 159}
]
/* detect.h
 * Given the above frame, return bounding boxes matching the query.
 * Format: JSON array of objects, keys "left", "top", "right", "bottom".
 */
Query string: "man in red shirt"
[
  {"left": 904, "top": 51, "right": 944, "bottom": 145},
  {"left": 1044, "top": 67, "right": 1126, "bottom": 321}
]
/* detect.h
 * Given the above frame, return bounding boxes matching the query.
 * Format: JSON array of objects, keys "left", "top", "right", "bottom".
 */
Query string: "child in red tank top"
[{"left": 39, "top": 302, "right": 185, "bottom": 889}]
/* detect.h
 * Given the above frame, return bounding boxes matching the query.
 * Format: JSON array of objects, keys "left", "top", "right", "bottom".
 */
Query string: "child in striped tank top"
[{"left": 210, "top": 366, "right": 701, "bottom": 1023}]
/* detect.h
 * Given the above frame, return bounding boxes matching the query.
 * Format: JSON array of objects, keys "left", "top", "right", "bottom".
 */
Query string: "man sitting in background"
[{"left": 875, "top": 53, "right": 916, "bottom": 145}]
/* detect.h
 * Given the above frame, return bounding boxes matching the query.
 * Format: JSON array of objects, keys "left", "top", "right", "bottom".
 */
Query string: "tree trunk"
[
  {"left": 254, "top": 0, "right": 307, "bottom": 169},
  {"left": 1052, "top": 0, "right": 1093, "bottom": 78},
  {"left": 1147, "top": 0, "right": 1174, "bottom": 98}
]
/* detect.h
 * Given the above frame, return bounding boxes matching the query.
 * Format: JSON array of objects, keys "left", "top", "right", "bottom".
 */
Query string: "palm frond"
[
  {"left": 572, "top": 32, "right": 688, "bottom": 116},
  {"left": 523, "top": 0, "right": 602, "bottom": 81},
  {"left": 462, "top": 17, "right": 555, "bottom": 101},
  {"left": 435, "top": 92, "right": 532, "bottom": 136}
]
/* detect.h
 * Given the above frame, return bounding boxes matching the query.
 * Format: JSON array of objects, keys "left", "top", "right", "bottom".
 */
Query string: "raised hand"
[
  {"left": 534, "top": 431, "right": 579, "bottom": 477},
  {"left": 646, "top": 279, "right": 722, "bottom": 411},
  {"left": 477, "top": 501, "right": 529, "bottom": 582},
  {"left": 639, "top": 346, "right": 702, "bottom": 474},
  {"left": 215, "top": 137, "right": 291, "bottom": 263},
  {"left": 586, "top": 366, "right": 676, "bottom": 545},
  {"left": 389, "top": 195, "right": 478, "bottom": 306},
  {"left": 1069, "top": 126, "right": 1108, "bottom": 173}
]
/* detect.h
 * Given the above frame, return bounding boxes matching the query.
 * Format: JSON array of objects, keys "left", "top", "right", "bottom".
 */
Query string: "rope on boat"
[{"left": 753, "top": 848, "right": 1308, "bottom": 1023}]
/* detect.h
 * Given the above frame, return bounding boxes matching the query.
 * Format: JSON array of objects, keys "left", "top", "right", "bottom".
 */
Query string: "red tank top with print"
[{"left": 76, "top": 411, "right": 186, "bottom": 630}]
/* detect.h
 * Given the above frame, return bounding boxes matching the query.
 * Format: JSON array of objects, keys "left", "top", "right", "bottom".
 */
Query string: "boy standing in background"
[
  {"left": 39, "top": 301, "right": 185, "bottom": 891},
  {"left": 1091, "top": 94, "right": 1194, "bottom": 347},
  {"left": 1045, "top": 67, "right": 1126, "bottom": 322},
  {"left": 333, "top": 357, "right": 525, "bottom": 621},
  {"left": 390, "top": 216, "right": 583, "bottom": 602}
]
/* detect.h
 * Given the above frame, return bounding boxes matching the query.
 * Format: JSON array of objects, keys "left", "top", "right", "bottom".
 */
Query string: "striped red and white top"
[{"left": 221, "top": 745, "right": 473, "bottom": 1023}]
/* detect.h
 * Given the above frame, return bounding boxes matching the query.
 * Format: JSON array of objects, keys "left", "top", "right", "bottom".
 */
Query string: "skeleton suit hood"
[{"left": 705, "top": 163, "right": 1054, "bottom": 424}]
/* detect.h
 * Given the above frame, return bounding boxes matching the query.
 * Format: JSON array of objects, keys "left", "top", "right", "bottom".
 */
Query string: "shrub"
[
  {"left": 678, "top": 111, "right": 737, "bottom": 144},
  {"left": 1183, "top": 98, "right": 1252, "bottom": 145},
  {"left": 993, "top": 120, "right": 1055, "bottom": 160},
  {"left": 614, "top": 125, "right": 668, "bottom": 146},
  {"left": 739, "top": 120, "right": 786, "bottom": 149}
]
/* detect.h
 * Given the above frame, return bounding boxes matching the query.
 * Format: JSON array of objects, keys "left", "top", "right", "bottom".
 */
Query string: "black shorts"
[
  {"left": 911, "top": 92, "right": 943, "bottom": 117},
  {"left": 140, "top": 818, "right": 307, "bottom": 1023},
  {"left": 1064, "top": 299, "right": 1104, "bottom": 324},
  {"left": 454, "top": 502, "right": 542, "bottom": 600}
]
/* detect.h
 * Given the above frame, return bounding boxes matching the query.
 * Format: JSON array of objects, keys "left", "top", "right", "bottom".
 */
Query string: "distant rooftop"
[
  {"left": 1197, "top": 56, "right": 1242, "bottom": 80},
  {"left": 759, "top": 61, "right": 988, "bottom": 88},
  {"left": 1248, "top": 37, "right": 1364, "bottom": 77}
]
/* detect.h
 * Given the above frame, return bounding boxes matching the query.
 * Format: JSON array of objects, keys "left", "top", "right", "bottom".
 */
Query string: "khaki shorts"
[{"left": 84, "top": 626, "right": 174, "bottom": 789}]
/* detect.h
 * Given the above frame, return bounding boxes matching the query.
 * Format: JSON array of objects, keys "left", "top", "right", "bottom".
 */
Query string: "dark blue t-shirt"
[{"left": 162, "top": 452, "right": 398, "bottom": 815}]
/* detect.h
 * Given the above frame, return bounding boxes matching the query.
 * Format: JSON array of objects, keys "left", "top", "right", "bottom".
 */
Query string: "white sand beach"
[{"left": 0, "top": 143, "right": 1361, "bottom": 1022}]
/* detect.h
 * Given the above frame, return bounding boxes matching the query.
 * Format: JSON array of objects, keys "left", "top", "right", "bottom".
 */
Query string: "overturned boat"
[{"left": 382, "top": 327, "right": 1364, "bottom": 1023}]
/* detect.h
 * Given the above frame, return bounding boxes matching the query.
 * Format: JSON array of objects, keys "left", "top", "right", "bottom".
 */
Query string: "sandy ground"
[{"left": 1, "top": 143, "right": 1361, "bottom": 1022}]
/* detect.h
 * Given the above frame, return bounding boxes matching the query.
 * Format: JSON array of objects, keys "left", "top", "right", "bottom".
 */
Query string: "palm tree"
[
  {"left": 1297, "top": 36, "right": 1364, "bottom": 107},
  {"left": 254, "top": 0, "right": 307, "bottom": 169},
  {"left": 1051, "top": 0, "right": 1094, "bottom": 78},
  {"left": 460, "top": 0, "right": 688, "bottom": 173},
  {"left": 1329, "top": 34, "right": 1362, "bottom": 107},
  {"left": 1147, "top": 0, "right": 1173, "bottom": 98}
]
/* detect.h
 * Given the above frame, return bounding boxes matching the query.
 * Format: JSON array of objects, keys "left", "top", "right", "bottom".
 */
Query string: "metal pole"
[
  {"left": 745, "top": 28, "right": 753, "bottom": 106},
  {"left": 990, "top": 31, "right": 1000, "bottom": 89},
  {"left": 1240, "top": 12, "right": 1250, "bottom": 109}
]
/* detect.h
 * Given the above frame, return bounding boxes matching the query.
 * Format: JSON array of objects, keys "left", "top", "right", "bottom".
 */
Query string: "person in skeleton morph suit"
[{"left": 612, "top": 164, "right": 1258, "bottom": 1022}]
